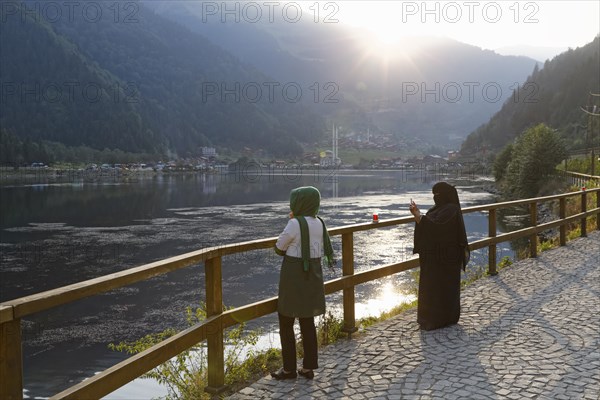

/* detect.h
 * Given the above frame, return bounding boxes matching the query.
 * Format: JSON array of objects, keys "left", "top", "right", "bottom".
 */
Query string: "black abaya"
[{"left": 413, "top": 203, "right": 468, "bottom": 331}]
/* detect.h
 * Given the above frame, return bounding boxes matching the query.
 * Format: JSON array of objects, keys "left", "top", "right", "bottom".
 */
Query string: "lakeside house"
[{"left": 320, "top": 150, "right": 341, "bottom": 167}]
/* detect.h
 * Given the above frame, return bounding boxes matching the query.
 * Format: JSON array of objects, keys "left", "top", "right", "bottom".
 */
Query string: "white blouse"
[{"left": 275, "top": 217, "right": 325, "bottom": 258}]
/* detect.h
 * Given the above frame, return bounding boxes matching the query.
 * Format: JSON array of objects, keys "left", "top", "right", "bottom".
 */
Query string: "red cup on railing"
[
  {"left": 373, "top": 213, "right": 379, "bottom": 223},
  {"left": 582, "top": 186, "right": 586, "bottom": 191}
]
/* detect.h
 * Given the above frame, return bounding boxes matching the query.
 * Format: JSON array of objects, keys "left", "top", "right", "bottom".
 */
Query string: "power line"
[{"left": 579, "top": 106, "right": 600, "bottom": 116}]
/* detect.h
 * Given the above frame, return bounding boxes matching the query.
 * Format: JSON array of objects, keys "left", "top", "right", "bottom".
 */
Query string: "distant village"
[{"left": 12, "top": 130, "right": 482, "bottom": 177}]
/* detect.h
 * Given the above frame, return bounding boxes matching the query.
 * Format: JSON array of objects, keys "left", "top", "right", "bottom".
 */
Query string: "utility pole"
[
  {"left": 587, "top": 94, "right": 594, "bottom": 176},
  {"left": 581, "top": 93, "right": 600, "bottom": 176},
  {"left": 332, "top": 123, "right": 338, "bottom": 166},
  {"left": 592, "top": 95, "right": 600, "bottom": 176}
]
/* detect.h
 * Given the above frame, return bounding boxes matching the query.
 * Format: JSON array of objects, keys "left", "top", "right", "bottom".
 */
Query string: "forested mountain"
[
  {"left": 149, "top": 2, "right": 539, "bottom": 147},
  {"left": 461, "top": 36, "right": 600, "bottom": 156},
  {"left": 0, "top": 2, "right": 324, "bottom": 157},
  {"left": 0, "top": 4, "right": 165, "bottom": 154},
  {"left": 1, "top": 1, "right": 547, "bottom": 160}
]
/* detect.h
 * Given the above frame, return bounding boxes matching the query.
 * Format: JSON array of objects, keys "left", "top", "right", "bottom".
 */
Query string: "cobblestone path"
[{"left": 229, "top": 231, "right": 600, "bottom": 399}]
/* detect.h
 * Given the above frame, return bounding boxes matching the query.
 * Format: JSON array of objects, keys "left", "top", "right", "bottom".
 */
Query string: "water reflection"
[
  {"left": 353, "top": 280, "right": 417, "bottom": 319},
  {"left": 0, "top": 171, "right": 500, "bottom": 397},
  {"left": 497, "top": 205, "right": 533, "bottom": 256}
]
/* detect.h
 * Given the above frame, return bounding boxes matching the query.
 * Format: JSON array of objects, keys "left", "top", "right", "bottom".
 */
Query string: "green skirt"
[{"left": 277, "top": 255, "right": 326, "bottom": 318}]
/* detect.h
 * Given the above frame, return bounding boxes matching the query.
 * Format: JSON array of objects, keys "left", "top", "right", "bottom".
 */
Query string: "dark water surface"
[{"left": 0, "top": 170, "right": 509, "bottom": 398}]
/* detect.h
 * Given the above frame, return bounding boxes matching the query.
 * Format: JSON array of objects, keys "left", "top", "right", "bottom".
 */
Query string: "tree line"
[{"left": 0, "top": 129, "right": 158, "bottom": 166}]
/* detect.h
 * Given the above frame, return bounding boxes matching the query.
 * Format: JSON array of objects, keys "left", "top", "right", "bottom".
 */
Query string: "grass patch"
[
  {"left": 109, "top": 303, "right": 283, "bottom": 400},
  {"left": 460, "top": 256, "right": 514, "bottom": 289},
  {"left": 334, "top": 148, "right": 402, "bottom": 165},
  {"left": 359, "top": 300, "right": 419, "bottom": 330},
  {"left": 509, "top": 182, "right": 599, "bottom": 259}
]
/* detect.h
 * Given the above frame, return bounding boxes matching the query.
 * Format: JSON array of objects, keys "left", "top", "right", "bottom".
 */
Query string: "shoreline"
[
  {"left": 0, "top": 167, "right": 190, "bottom": 183},
  {"left": 0, "top": 166, "right": 491, "bottom": 186}
]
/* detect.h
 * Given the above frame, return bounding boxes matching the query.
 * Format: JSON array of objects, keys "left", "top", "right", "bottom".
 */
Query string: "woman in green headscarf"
[{"left": 271, "top": 186, "right": 334, "bottom": 380}]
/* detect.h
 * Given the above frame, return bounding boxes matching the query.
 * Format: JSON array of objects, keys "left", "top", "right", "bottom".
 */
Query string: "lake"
[{"left": 0, "top": 169, "right": 513, "bottom": 398}]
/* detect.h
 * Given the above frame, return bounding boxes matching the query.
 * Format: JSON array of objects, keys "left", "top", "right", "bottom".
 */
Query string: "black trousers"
[{"left": 278, "top": 313, "right": 318, "bottom": 371}]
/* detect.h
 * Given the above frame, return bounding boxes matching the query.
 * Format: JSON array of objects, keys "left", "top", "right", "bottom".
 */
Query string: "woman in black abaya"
[{"left": 409, "top": 182, "right": 470, "bottom": 331}]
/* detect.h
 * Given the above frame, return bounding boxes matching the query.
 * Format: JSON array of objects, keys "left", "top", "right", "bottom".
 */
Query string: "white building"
[
  {"left": 201, "top": 147, "right": 217, "bottom": 157},
  {"left": 320, "top": 150, "right": 341, "bottom": 167}
]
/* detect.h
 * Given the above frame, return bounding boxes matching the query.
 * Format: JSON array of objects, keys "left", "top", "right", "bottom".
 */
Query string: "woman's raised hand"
[
  {"left": 409, "top": 199, "right": 419, "bottom": 216},
  {"left": 409, "top": 199, "right": 422, "bottom": 223}
]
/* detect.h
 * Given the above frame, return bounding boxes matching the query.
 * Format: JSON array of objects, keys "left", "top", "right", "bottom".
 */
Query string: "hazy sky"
[{"left": 334, "top": 0, "right": 599, "bottom": 55}]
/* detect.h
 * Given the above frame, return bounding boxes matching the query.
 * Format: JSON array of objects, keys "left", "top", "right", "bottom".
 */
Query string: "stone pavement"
[{"left": 229, "top": 231, "right": 600, "bottom": 399}]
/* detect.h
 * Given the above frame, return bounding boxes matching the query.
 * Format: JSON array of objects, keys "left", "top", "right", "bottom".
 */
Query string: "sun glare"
[
  {"left": 336, "top": 0, "right": 599, "bottom": 54},
  {"left": 366, "top": 28, "right": 404, "bottom": 58},
  {"left": 354, "top": 281, "right": 416, "bottom": 319},
  {"left": 340, "top": 3, "right": 404, "bottom": 51},
  {"left": 370, "top": 25, "right": 403, "bottom": 46}
]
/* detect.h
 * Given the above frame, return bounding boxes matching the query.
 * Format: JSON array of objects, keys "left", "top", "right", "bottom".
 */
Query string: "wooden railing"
[
  {"left": 1, "top": 188, "right": 599, "bottom": 399},
  {"left": 558, "top": 170, "right": 600, "bottom": 187}
]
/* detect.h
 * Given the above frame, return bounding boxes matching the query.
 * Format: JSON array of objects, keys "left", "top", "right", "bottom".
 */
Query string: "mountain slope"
[
  {"left": 0, "top": 4, "right": 166, "bottom": 153},
  {"left": 1, "top": 2, "right": 325, "bottom": 156},
  {"left": 461, "top": 36, "right": 600, "bottom": 155},
  {"left": 1, "top": 1, "right": 548, "bottom": 157},
  {"left": 150, "top": 2, "right": 540, "bottom": 147}
]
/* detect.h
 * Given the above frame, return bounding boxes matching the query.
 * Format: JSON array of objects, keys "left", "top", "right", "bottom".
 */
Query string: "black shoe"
[
  {"left": 298, "top": 369, "right": 314, "bottom": 379},
  {"left": 271, "top": 368, "right": 297, "bottom": 380}
]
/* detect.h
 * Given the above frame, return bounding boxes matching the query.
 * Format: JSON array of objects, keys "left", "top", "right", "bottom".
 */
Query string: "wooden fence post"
[
  {"left": 530, "top": 202, "right": 537, "bottom": 258},
  {"left": 341, "top": 232, "right": 357, "bottom": 335},
  {"left": 0, "top": 318, "right": 23, "bottom": 400},
  {"left": 581, "top": 191, "right": 587, "bottom": 237},
  {"left": 488, "top": 209, "right": 497, "bottom": 275},
  {"left": 559, "top": 198, "right": 566, "bottom": 246},
  {"left": 596, "top": 189, "right": 600, "bottom": 231},
  {"left": 205, "top": 256, "right": 226, "bottom": 395}
]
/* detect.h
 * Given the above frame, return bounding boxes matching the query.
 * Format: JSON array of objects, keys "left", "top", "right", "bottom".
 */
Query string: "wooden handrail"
[
  {"left": 560, "top": 170, "right": 600, "bottom": 180},
  {"left": 558, "top": 170, "right": 600, "bottom": 186},
  {"left": 0, "top": 305, "right": 13, "bottom": 324},
  {"left": 1, "top": 188, "right": 599, "bottom": 399},
  {"left": 2, "top": 189, "right": 596, "bottom": 322},
  {"left": 460, "top": 189, "right": 598, "bottom": 212}
]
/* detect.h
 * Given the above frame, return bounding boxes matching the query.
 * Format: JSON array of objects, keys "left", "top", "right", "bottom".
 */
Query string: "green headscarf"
[
  {"left": 290, "top": 186, "right": 320, "bottom": 217},
  {"left": 288, "top": 187, "right": 335, "bottom": 271}
]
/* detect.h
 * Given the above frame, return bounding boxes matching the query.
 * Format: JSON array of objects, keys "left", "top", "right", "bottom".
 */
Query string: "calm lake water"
[{"left": 0, "top": 169, "right": 514, "bottom": 398}]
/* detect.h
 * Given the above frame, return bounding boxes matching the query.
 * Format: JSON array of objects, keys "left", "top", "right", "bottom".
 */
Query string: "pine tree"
[{"left": 504, "top": 124, "right": 567, "bottom": 197}]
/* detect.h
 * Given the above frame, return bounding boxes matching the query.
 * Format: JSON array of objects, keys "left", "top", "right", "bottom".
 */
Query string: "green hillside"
[
  {"left": 0, "top": 2, "right": 324, "bottom": 158},
  {"left": 461, "top": 36, "right": 600, "bottom": 156}
]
